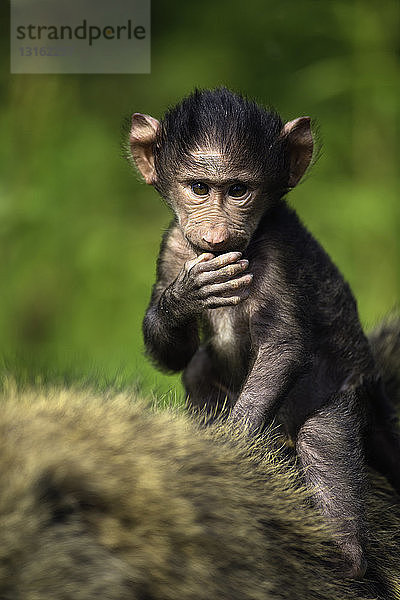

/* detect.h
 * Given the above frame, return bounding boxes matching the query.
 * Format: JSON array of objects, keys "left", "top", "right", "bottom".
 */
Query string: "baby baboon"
[
  {"left": 129, "top": 88, "right": 400, "bottom": 577},
  {"left": 0, "top": 381, "right": 399, "bottom": 600}
]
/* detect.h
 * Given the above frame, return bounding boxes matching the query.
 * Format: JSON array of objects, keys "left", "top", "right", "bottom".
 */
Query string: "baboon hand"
[{"left": 160, "top": 252, "right": 253, "bottom": 321}]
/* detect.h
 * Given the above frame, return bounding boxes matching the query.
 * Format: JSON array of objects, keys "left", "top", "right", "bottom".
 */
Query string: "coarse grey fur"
[{"left": 0, "top": 380, "right": 399, "bottom": 599}]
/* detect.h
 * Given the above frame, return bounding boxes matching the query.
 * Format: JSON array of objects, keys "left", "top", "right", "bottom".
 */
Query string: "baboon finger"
[
  {"left": 200, "top": 274, "right": 253, "bottom": 298},
  {"left": 197, "top": 260, "right": 249, "bottom": 285},
  {"left": 195, "top": 252, "right": 242, "bottom": 274}
]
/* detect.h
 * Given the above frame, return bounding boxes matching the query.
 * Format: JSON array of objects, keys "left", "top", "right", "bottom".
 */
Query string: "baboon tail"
[{"left": 369, "top": 314, "right": 400, "bottom": 409}]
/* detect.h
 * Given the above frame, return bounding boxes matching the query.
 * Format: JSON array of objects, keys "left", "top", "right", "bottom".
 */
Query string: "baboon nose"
[{"left": 202, "top": 227, "right": 229, "bottom": 246}]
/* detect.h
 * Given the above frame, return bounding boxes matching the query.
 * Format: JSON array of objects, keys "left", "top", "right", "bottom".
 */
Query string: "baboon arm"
[
  {"left": 231, "top": 343, "right": 301, "bottom": 431},
  {"left": 142, "top": 225, "right": 200, "bottom": 372},
  {"left": 143, "top": 295, "right": 200, "bottom": 372}
]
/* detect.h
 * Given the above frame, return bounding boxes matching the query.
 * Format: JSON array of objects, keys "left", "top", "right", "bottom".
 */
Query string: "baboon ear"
[
  {"left": 129, "top": 113, "right": 160, "bottom": 185},
  {"left": 280, "top": 117, "right": 313, "bottom": 188}
]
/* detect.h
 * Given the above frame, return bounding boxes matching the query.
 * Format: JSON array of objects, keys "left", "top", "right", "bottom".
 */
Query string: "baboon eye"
[
  {"left": 191, "top": 182, "right": 209, "bottom": 196},
  {"left": 228, "top": 183, "right": 248, "bottom": 198}
]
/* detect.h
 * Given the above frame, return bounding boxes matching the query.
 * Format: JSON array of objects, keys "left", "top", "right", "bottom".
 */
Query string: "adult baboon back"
[{"left": 0, "top": 379, "right": 399, "bottom": 599}]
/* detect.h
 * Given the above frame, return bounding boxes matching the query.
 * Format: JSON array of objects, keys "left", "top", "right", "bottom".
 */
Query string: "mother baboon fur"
[{"left": 0, "top": 377, "right": 399, "bottom": 599}]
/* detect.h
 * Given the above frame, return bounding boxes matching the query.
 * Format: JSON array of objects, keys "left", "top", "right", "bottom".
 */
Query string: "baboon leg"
[
  {"left": 369, "top": 427, "right": 400, "bottom": 493},
  {"left": 182, "top": 345, "right": 238, "bottom": 421},
  {"left": 296, "top": 394, "right": 367, "bottom": 579}
]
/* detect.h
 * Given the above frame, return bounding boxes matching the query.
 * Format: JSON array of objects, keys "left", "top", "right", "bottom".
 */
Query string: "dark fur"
[
  {"left": 153, "top": 88, "right": 288, "bottom": 199},
  {"left": 130, "top": 88, "right": 400, "bottom": 577},
  {"left": 370, "top": 315, "right": 400, "bottom": 408},
  {"left": 0, "top": 383, "right": 399, "bottom": 599}
]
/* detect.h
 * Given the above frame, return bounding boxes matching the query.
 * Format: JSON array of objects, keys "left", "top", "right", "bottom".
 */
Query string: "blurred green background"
[{"left": 0, "top": 1, "right": 399, "bottom": 398}]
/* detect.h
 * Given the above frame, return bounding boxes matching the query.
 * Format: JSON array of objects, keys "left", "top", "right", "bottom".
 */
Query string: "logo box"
[{"left": 10, "top": 0, "right": 151, "bottom": 74}]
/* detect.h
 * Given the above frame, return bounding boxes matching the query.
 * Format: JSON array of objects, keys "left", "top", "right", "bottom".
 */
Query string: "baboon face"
[
  {"left": 162, "top": 148, "right": 266, "bottom": 254},
  {"left": 129, "top": 88, "right": 313, "bottom": 254}
]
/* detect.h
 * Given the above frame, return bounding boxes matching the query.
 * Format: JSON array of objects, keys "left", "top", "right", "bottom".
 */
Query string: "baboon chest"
[{"left": 204, "top": 307, "right": 251, "bottom": 384}]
